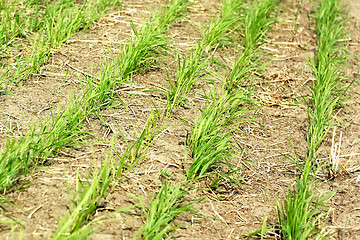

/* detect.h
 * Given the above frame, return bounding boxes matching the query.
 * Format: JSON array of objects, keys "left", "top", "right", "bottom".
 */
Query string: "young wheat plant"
[
  {"left": 187, "top": 90, "right": 255, "bottom": 186},
  {"left": 135, "top": 180, "right": 200, "bottom": 240},
  {"left": 276, "top": 0, "right": 349, "bottom": 238}
]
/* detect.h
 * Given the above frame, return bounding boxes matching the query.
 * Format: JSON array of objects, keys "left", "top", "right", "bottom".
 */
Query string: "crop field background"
[{"left": 0, "top": 0, "right": 359, "bottom": 239}]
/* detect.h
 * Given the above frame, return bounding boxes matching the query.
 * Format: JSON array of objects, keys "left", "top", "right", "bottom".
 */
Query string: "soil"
[{"left": 0, "top": 0, "right": 359, "bottom": 239}]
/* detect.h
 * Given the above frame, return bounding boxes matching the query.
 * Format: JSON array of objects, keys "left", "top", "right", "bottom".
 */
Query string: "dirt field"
[{"left": 0, "top": 0, "right": 359, "bottom": 239}]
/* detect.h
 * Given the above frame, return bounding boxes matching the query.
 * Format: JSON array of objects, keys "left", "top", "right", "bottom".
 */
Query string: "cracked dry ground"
[{"left": 0, "top": 0, "right": 359, "bottom": 239}]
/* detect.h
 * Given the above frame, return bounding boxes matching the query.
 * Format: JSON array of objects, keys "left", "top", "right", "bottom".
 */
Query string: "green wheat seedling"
[
  {"left": 53, "top": 162, "right": 112, "bottom": 239},
  {"left": 32, "top": 0, "right": 121, "bottom": 70},
  {"left": 306, "top": 0, "right": 349, "bottom": 162},
  {"left": 224, "top": 50, "right": 257, "bottom": 92},
  {"left": 153, "top": 0, "right": 192, "bottom": 31},
  {"left": 276, "top": 180, "right": 334, "bottom": 240},
  {"left": 43, "top": 5, "right": 91, "bottom": 50},
  {"left": 223, "top": 0, "right": 277, "bottom": 92},
  {"left": 116, "top": 0, "right": 191, "bottom": 82},
  {"left": 306, "top": 63, "right": 345, "bottom": 162},
  {"left": 53, "top": 145, "right": 133, "bottom": 240},
  {"left": 52, "top": 105, "right": 168, "bottom": 239},
  {"left": 121, "top": 104, "right": 168, "bottom": 173},
  {"left": 89, "top": 0, "right": 191, "bottom": 112},
  {"left": 0, "top": 1, "right": 26, "bottom": 47},
  {"left": 200, "top": 0, "right": 245, "bottom": 52},
  {"left": 0, "top": 59, "right": 30, "bottom": 91},
  {"left": 275, "top": 155, "right": 335, "bottom": 240},
  {"left": 42, "top": 0, "right": 121, "bottom": 50},
  {"left": 0, "top": 0, "right": 56, "bottom": 47},
  {"left": 10, "top": 0, "right": 121, "bottom": 76},
  {"left": 117, "top": 22, "right": 171, "bottom": 83},
  {"left": 80, "top": 53, "right": 128, "bottom": 111},
  {"left": 275, "top": 0, "right": 349, "bottom": 238},
  {"left": 242, "top": 0, "right": 277, "bottom": 52},
  {"left": 0, "top": 1, "right": 49, "bottom": 75},
  {"left": 165, "top": 0, "right": 248, "bottom": 112},
  {"left": 165, "top": 45, "right": 211, "bottom": 112},
  {"left": 99, "top": 105, "right": 169, "bottom": 194},
  {"left": 187, "top": 90, "right": 255, "bottom": 185},
  {"left": 0, "top": 0, "right": 46, "bottom": 48},
  {"left": 135, "top": 180, "right": 200, "bottom": 240},
  {"left": 179, "top": 0, "right": 275, "bottom": 182},
  {"left": 86, "top": 0, "right": 191, "bottom": 108},
  {"left": 0, "top": 88, "right": 98, "bottom": 193},
  {"left": 85, "top": 58, "right": 124, "bottom": 108}
]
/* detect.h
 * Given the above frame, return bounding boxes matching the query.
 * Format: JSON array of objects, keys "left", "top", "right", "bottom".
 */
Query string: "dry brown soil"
[{"left": 0, "top": 0, "right": 359, "bottom": 239}]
